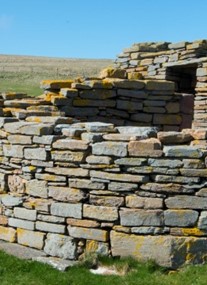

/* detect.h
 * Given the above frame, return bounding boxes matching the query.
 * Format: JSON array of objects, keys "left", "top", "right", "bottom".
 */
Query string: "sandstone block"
[
  {"left": 85, "top": 240, "right": 109, "bottom": 255},
  {"left": 148, "top": 158, "right": 183, "bottom": 168},
  {"left": 83, "top": 204, "right": 118, "bottom": 221},
  {"left": 128, "top": 139, "right": 162, "bottom": 157},
  {"left": 51, "top": 202, "right": 82, "bottom": 218},
  {"left": 120, "top": 209, "right": 163, "bottom": 226},
  {"left": 17, "top": 228, "right": 45, "bottom": 249},
  {"left": 108, "top": 182, "right": 138, "bottom": 192},
  {"left": 35, "top": 173, "right": 66, "bottom": 182},
  {"left": 33, "top": 135, "right": 59, "bottom": 145},
  {"left": 24, "top": 148, "right": 48, "bottom": 161},
  {"left": 51, "top": 150, "right": 85, "bottom": 162},
  {"left": 164, "top": 210, "right": 199, "bottom": 227},
  {"left": 116, "top": 126, "right": 158, "bottom": 138},
  {"left": 196, "top": 68, "right": 207, "bottom": 77},
  {"left": 157, "top": 132, "right": 193, "bottom": 144},
  {"left": 126, "top": 195, "right": 163, "bottom": 209},
  {"left": 4, "top": 122, "right": 54, "bottom": 136},
  {"left": 0, "top": 226, "right": 16, "bottom": 242},
  {"left": 26, "top": 179, "right": 48, "bottom": 198},
  {"left": 140, "top": 183, "right": 192, "bottom": 194},
  {"left": 36, "top": 221, "right": 65, "bottom": 234},
  {"left": 117, "top": 100, "right": 143, "bottom": 111},
  {"left": 73, "top": 98, "right": 116, "bottom": 108},
  {"left": 0, "top": 215, "right": 8, "bottom": 225},
  {"left": 66, "top": 218, "right": 100, "bottom": 228},
  {"left": 8, "top": 135, "right": 32, "bottom": 145},
  {"left": 117, "top": 89, "right": 147, "bottom": 99},
  {"left": 89, "top": 195, "right": 124, "bottom": 207},
  {"left": 80, "top": 89, "right": 116, "bottom": 100},
  {"left": 112, "top": 79, "right": 145, "bottom": 89},
  {"left": 3, "top": 145, "right": 24, "bottom": 158},
  {"left": 68, "top": 178, "right": 105, "bottom": 190},
  {"left": 99, "top": 68, "right": 126, "bottom": 79},
  {"left": 45, "top": 167, "right": 89, "bottom": 178},
  {"left": 38, "top": 214, "right": 65, "bottom": 224},
  {"left": 110, "top": 231, "right": 207, "bottom": 268},
  {"left": 198, "top": 211, "right": 207, "bottom": 230},
  {"left": 40, "top": 79, "right": 73, "bottom": 89},
  {"left": 90, "top": 170, "right": 149, "bottom": 183},
  {"left": 86, "top": 155, "right": 112, "bottom": 165},
  {"left": 92, "top": 142, "right": 127, "bottom": 157},
  {"left": 53, "top": 139, "right": 89, "bottom": 150},
  {"left": 44, "top": 233, "right": 77, "bottom": 259},
  {"left": 49, "top": 186, "right": 86, "bottom": 202},
  {"left": 68, "top": 225, "right": 108, "bottom": 242}
]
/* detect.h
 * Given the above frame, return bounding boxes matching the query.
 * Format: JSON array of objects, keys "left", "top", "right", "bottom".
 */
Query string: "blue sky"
[{"left": 0, "top": 0, "right": 207, "bottom": 59}]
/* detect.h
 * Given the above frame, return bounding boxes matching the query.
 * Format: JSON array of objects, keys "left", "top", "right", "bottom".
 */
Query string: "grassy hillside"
[{"left": 0, "top": 54, "right": 113, "bottom": 96}]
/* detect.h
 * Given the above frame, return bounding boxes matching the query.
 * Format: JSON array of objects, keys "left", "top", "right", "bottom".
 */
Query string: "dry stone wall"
[{"left": 0, "top": 103, "right": 207, "bottom": 267}]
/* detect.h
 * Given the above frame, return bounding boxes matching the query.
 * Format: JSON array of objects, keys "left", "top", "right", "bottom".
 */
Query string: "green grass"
[{"left": 0, "top": 250, "right": 207, "bottom": 285}]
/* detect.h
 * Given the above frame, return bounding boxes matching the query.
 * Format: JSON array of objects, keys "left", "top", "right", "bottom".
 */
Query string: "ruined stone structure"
[{"left": 1, "top": 40, "right": 207, "bottom": 269}]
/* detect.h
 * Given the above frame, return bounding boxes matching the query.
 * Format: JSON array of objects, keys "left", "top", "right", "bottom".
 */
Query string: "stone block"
[
  {"left": 89, "top": 195, "right": 124, "bottom": 207},
  {"left": 68, "top": 178, "right": 105, "bottom": 190},
  {"left": 126, "top": 195, "right": 163, "bottom": 209},
  {"left": 148, "top": 158, "right": 183, "bottom": 168},
  {"left": 163, "top": 146, "right": 203, "bottom": 158},
  {"left": 51, "top": 150, "right": 85, "bottom": 162},
  {"left": 36, "top": 221, "right": 65, "bottom": 234},
  {"left": 51, "top": 202, "right": 82, "bottom": 218},
  {"left": 44, "top": 233, "right": 77, "bottom": 259},
  {"left": 4, "top": 122, "right": 54, "bottom": 135},
  {"left": 26, "top": 179, "right": 48, "bottom": 198},
  {"left": 116, "top": 126, "right": 158, "bottom": 138},
  {"left": 17, "top": 228, "right": 45, "bottom": 249},
  {"left": 165, "top": 196, "right": 207, "bottom": 209},
  {"left": 86, "top": 155, "right": 112, "bottom": 165},
  {"left": 8, "top": 218, "right": 35, "bottom": 230},
  {"left": 68, "top": 226, "right": 108, "bottom": 242},
  {"left": 131, "top": 113, "right": 152, "bottom": 122},
  {"left": 168, "top": 41, "right": 187, "bottom": 49},
  {"left": 0, "top": 226, "right": 16, "bottom": 242},
  {"left": 1, "top": 195, "right": 23, "bottom": 207},
  {"left": 92, "top": 142, "right": 127, "bottom": 157},
  {"left": 49, "top": 186, "right": 86, "bottom": 202},
  {"left": 73, "top": 98, "right": 116, "bottom": 108},
  {"left": 157, "top": 132, "right": 193, "bottom": 144},
  {"left": 40, "top": 79, "right": 73, "bottom": 89},
  {"left": 108, "top": 182, "right": 138, "bottom": 191},
  {"left": 164, "top": 210, "right": 199, "bottom": 227},
  {"left": 153, "top": 114, "right": 182, "bottom": 125},
  {"left": 85, "top": 240, "right": 109, "bottom": 255},
  {"left": 80, "top": 90, "right": 116, "bottom": 100},
  {"left": 35, "top": 173, "right": 66, "bottom": 182},
  {"left": 99, "top": 68, "right": 126, "bottom": 79},
  {"left": 128, "top": 139, "right": 162, "bottom": 157},
  {"left": 180, "top": 169, "right": 207, "bottom": 177},
  {"left": 120, "top": 209, "right": 163, "bottom": 226},
  {"left": 0, "top": 215, "right": 8, "bottom": 225},
  {"left": 198, "top": 211, "right": 207, "bottom": 229},
  {"left": 117, "top": 100, "right": 143, "bottom": 111},
  {"left": 83, "top": 204, "right": 118, "bottom": 221},
  {"left": 33, "top": 135, "right": 59, "bottom": 145},
  {"left": 196, "top": 68, "right": 207, "bottom": 77},
  {"left": 14, "top": 207, "right": 37, "bottom": 221},
  {"left": 8, "top": 135, "right": 32, "bottom": 145},
  {"left": 3, "top": 145, "right": 24, "bottom": 158},
  {"left": 90, "top": 170, "right": 149, "bottom": 183},
  {"left": 110, "top": 231, "right": 207, "bottom": 268},
  {"left": 140, "top": 183, "right": 192, "bottom": 194},
  {"left": 24, "top": 148, "right": 48, "bottom": 161},
  {"left": 66, "top": 218, "right": 100, "bottom": 228},
  {"left": 53, "top": 139, "right": 89, "bottom": 150},
  {"left": 146, "top": 80, "right": 175, "bottom": 90},
  {"left": 38, "top": 214, "right": 65, "bottom": 224},
  {"left": 60, "top": 88, "right": 78, "bottom": 98},
  {"left": 117, "top": 89, "right": 147, "bottom": 99}
]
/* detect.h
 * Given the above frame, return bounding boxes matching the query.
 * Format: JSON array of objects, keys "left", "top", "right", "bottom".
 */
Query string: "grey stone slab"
[
  {"left": 164, "top": 210, "right": 199, "bottom": 227},
  {"left": 1, "top": 195, "right": 23, "bottom": 207},
  {"left": 51, "top": 202, "right": 82, "bottom": 218},
  {"left": 44, "top": 233, "right": 77, "bottom": 259},
  {"left": 163, "top": 146, "right": 203, "bottom": 158},
  {"left": 148, "top": 158, "right": 183, "bottom": 168},
  {"left": 120, "top": 209, "right": 163, "bottom": 226},
  {"left": 165, "top": 196, "right": 207, "bottom": 209},
  {"left": 68, "top": 178, "right": 105, "bottom": 190},
  {"left": 92, "top": 142, "right": 127, "bottom": 157},
  {"left": 116, "top": 126, "right": 158, "bottom": 138},
  {"left": 108, "top": 182, "right": 138, "bottom": 192},
  {"left": 8, "top": 218, "right": 35, "bottom": 230},
  {"left": 26, "top": 179, "right": 48, "bottom": 198},
  {"left": 83, "top": 204, "right": 118, "bottom": 221},
  {"left": 14, "top": 208, "right": 37, "bottom": 221},
  {"left": 36, "top": 221, "right": 65, "bottom": 234},
  {"left": 24, "top": 148, "right": 48, "bottom": 161},
  {"left": 0, "top": 240, "right": 46, "bottom": 260},
  {"left": 3, "top": 145, "right": 24, "bottom": 158}
]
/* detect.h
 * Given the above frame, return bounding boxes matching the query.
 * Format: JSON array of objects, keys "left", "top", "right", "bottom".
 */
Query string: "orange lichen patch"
[
  {"left": 40, "top": 79, "right": 74, "bottom": 90},
  {"left": 0, "top": 226, "right": 16, "bottom": 242}
]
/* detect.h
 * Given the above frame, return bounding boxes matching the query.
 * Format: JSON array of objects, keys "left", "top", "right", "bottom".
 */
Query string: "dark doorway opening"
[
  {"left": 166, "top": 64, "right": 197, "bottom": 130},
  {"left": 166, "top": 64, "right": 197, "bottom": 94}
]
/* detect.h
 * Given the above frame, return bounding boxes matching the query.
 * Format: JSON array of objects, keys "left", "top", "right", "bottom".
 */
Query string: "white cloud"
[{"left": 0, "top": 15, "right": 13, "bottom": 30}]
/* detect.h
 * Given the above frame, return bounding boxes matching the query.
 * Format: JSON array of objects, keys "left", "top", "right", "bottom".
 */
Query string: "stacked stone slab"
[
  {"left": 0, "top": 115, "right": 207, "bottom": 268},
  {"left": 39, "top": 78, "right": 191, "bottom": 131},
  {"left": 115, "top": 40, "right": 207, "bottom": 129}
]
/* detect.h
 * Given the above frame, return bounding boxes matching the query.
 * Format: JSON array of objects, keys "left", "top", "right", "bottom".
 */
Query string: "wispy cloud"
[{"left": 0, "top": 15, "right": 13, "bottom": 30}]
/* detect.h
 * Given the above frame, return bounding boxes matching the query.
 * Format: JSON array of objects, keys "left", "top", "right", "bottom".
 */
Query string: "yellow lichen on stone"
[
  {"left": 86, "top": 240, "right": 99, "bottom": 253},
  {"left": 182, "top": 228, "right": 206, "bottom": 236}
]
